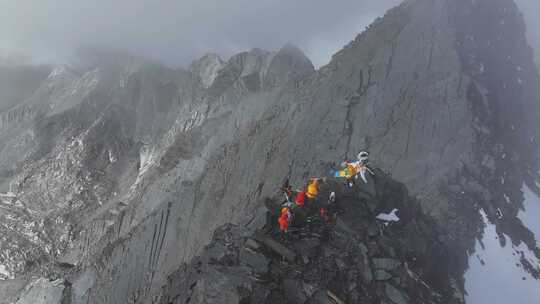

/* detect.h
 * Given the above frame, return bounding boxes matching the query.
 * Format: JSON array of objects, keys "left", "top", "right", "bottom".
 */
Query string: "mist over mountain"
[
  {"left": 1, "top": 0, "right": 537, "bottom": 69},
  {"left": 0, "top": 0, "right": 540, "bottom": 304},
  {"left": 0, "top": 0, "right": 400, "bottom": 67}
]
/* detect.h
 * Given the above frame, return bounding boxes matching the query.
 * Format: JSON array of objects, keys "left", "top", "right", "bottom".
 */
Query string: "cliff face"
[{"left": 0, "top": 0, "right": 539, "bottom": 303}]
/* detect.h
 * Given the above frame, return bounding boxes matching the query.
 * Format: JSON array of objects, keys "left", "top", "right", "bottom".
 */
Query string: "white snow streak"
[{"left": 376, "top": 209, "right": 400, "bottom": 222}]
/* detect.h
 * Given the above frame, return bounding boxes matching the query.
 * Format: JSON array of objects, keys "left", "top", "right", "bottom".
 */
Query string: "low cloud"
[
  {"left": 0, "top": 1, "right": 537, "bottom": 68},
  {"left": 0, "top": 0, "right": 399, "bottom": 67}
]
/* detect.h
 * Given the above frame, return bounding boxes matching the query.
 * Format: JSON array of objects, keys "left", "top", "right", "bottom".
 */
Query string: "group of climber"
[
  {"left": 277, "top": 177, "right": 327, "bottom": 236},
  {"left": 277, "top": 151, "right": 372, "bottom": 237}
]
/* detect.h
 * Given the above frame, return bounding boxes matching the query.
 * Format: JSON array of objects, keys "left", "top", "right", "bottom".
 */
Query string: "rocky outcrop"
[
  {"left": 159, "top": 171, "right": 464, "bottom": 304},
  {"left": 190, "top": 54, "right": 224, "bottom": 89},
  {"left": 263, "top": 44, "right": 315, "bottom": 88},
  {"left": 14, "top": 278, "right": 65, "bottom": 304},
  {"left": 208, "top": 48, "right": 275, "bottom": 97}
]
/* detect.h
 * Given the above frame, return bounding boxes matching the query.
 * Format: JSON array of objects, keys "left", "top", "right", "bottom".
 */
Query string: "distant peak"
[
  {"left": 47, "top": 65, "right": 77, "bottom": 80},
  {"left": 190, "top": 53, "right": 225, "bottom": 88},
  {"left": 197, "top": 53, "right": 223, "bottom": 63},
  {"left": 262, "top": 44, "right": 314, "bottom": 88},
  {"left": 275, "top": 43, "right": 312, "bottom": 66}
]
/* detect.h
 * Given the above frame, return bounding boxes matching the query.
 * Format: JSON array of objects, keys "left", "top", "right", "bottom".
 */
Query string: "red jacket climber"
[
  {"left": 295, "top": 191, "right": 306, "bottom": 207},
  {"left": 320, "top": 207, "right": 330, "bottom": 223}
]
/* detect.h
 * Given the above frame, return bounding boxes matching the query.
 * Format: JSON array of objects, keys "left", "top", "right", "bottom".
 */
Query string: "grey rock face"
[
  {"left": 373, "top": 258, "right": 401, "bottom": 271},
  {"left": 263, "top": 43, "right": 315, "bottom": 88},
  {"left": 189, "top": 54, "right": 224, "bottom": 89},
  {"left": 375, "top": 269, "right": 392, "bottom": 281},
  {"left": 0, "top": 0, "right": 539, "bottom": 303},
  {"left": 15, "top": 278, "right": 65, "bottom": 304},
  {"left": 385, "top": 283, "right": 409, "bottom": 304}
]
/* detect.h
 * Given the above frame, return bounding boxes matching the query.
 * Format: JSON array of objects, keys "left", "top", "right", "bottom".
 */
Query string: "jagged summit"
[
  {"left": 276, "top": 43, "right": 312, "bottom": 65},
  {"left": 207, "top": 48, "right": 274, "bottom": 96},
  {"left": 190, "top": 44, "right": 314, "bottom": 92},
  {"left": 264, "top": 43, "right": 314, "bottom": 88}
]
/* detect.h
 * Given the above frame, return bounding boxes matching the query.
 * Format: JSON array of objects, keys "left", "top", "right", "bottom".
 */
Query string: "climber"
[
  {"left": 496, "top": 208, "right": 504, "bottom": 219},
  {"left": 294, "top": 190, "right": 306, "bottom": 207},
  {"left": 278, "top": 207, "right": 292, "bottom": 237},
  {"left": 358, "top": 151, "right": 369, "bottom": 164},
  {"left": 355, "top": 151, "right": 373, "bottom": 184},
  {"left": 306, "top": 178, "right": 323, "bottom": 200},
  {"left": 335, "top": 161, "right": 357, "bottom": 188},
  {"left": 280, "top": 178, "right": 294, "bottom": 203},
  {"left": 326, "top": 191, "right": 341, "bottom": 216},
  {"left": 329, "top": 191, "right": 336, "bottom": 204},
  {"left": 305, "top": 177, "right": 329, "bottom": 217},
  {"left": 346, "top": 162, "right": 358, "bottom": 187},
  {"left": 338, "top": 151, "right": 373, "bottom": 185},
  {"left": 319, "top": 207, "right": 331, "bottom": 223}
]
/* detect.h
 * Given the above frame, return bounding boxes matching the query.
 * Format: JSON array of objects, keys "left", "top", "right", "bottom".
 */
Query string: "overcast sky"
[
  {"left": 0, "top": 0, "right": 401, "bottom": 68},
  {"left": 0, "top": 0, "right": 537, "bottom": 68}
]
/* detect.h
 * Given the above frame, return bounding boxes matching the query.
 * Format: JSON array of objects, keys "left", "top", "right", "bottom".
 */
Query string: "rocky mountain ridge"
[{"left": 0, "top": 0, "right": 539, "bottom": 303}]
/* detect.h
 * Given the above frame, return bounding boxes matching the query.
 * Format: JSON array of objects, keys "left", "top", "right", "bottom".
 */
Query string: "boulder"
[
  {"left": 15, "top": 278, "right": 65, "bottom": 304},
  {"left": 385, "top": 283, "right": 409, "bottom": 304},
  {"left": 372, "top": 258, "right": 401, "bottom": 271}
]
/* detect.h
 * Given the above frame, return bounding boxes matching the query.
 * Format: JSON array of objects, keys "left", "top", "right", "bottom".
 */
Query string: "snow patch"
[
  {"left": 48, "top": 66, "right": 70, "bottom": 79},
  {"left": 376, "top": 209, "right": 400, "bottom": 222},
  {"left": 503, "top": 193, "right": 511, "bottom": 204},
  {"left": 108, "top": 150, "right": 117, "bottom": 164},
  {"left": 465, "top": 210, "right": 540, "bottom": 304},
  {"left": 518, "top": 184, "right": 540, "bottom": 244},
  {"left": 0, "top": 192, "right": 16, "bottom": 199},
  {"left": 139, "top": 145, "right": 155, "bottom": 175},
  {"left": 0, "top": 264, "right": 12, "bottom": 279}
]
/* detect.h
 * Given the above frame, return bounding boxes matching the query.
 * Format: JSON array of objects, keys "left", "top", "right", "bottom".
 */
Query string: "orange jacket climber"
[
  {"left": 278, "top": 207, "right": 291, "bottom": 232},
  {"left": 346, "top": 163, "right": 357, "bottom": 177}
]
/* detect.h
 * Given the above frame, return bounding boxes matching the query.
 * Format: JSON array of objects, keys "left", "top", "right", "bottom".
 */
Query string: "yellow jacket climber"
[
  {"left": 346, "top": 163, "right": 357, "bottom": 178},
  {"left": 306, "top": 178, "right": 319, "bottom": 199}
]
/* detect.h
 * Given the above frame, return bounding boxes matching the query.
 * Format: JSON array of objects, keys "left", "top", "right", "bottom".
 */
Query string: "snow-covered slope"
[
  {"left": 519, "top": 185, "right": 540, "bottom": 241},
  {"left": 465, "top": 209, "right": 540, "bottom": 304}
]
